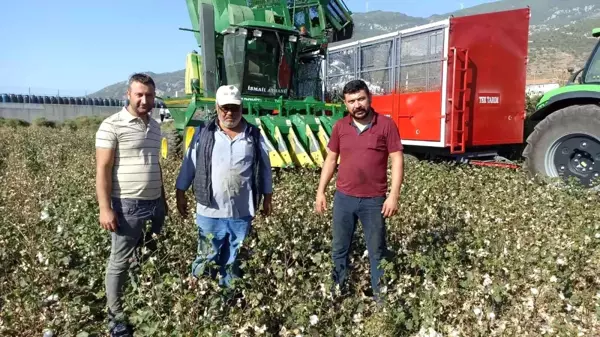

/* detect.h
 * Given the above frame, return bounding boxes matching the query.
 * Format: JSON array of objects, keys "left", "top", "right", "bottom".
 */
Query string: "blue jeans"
[
  {"left": 331, "top": 190, "right": 387, "bottom": 297},
  {"left": 105, "top": 196, "right": 166, "bottom": 324},
  {"left": 192, "top": 214, "right": 253, "bottom": 288}
]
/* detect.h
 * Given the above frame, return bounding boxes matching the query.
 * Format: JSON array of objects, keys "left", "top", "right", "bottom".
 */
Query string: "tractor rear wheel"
[
  {"left": 161, "top": 129, "right": 183, "bottom": 160},
  {"left": 523, "top": 104, "right": 600, "bottom": 190}
]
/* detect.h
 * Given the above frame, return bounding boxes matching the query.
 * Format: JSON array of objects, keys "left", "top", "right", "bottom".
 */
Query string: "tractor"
[{"left": 523, "top": 28, "right": 600, "bottom": 189}]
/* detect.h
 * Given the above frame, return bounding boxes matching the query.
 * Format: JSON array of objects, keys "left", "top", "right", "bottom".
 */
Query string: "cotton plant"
[{"left": 1, "top": 123, "right": 599, "bottom": 336}]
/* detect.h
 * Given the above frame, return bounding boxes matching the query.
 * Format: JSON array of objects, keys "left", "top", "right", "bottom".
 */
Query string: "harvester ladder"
[{"left": 448, "top": 47, "right": 469, "bottom": 154}]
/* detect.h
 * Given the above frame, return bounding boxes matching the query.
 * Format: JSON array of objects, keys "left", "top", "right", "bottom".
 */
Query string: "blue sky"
[{"left": 0, "top": 0, "right": 494, "bottom": 96}]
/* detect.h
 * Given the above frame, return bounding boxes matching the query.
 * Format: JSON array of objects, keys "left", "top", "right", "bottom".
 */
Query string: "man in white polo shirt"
[{"left": 95, "top": 73, "right": 167, "bottom": 337}]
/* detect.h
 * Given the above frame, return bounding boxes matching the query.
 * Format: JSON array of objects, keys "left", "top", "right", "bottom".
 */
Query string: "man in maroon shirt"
[{"left": 315, "top": 79, "right": 404, "bottom": 301}]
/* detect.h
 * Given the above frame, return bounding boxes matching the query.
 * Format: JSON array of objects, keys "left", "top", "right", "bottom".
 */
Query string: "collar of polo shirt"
[{"left": 120, "top": 107, "right": 146, "bottom": 123}]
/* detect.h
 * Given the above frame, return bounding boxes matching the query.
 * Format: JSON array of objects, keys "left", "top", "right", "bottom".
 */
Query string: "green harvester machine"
[{"left": 161, "top": 0, "right": 354, "bottom": 168}]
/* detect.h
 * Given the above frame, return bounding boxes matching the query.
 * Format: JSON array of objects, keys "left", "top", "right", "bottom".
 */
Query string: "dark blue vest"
[{"left": 192, "top": 117, "right": 264, "bottom": 212}]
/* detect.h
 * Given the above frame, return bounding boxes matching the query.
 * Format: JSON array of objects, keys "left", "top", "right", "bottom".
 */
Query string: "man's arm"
[
  {"left": 315, "top": 123, "right": 340, "bottom": 214},
  {"left": 388, "top": 151, "right": 404, "bottom": 199},
  {"left": 175, "top": 129, "right": 199, "bottom": 217},
  {"left": 258, "top": 137, "right": 273, "bottom": 195},
  {"left": 96, "top": 148, "right": 115, "bottom": 213},
  {"left": 175, "top": 131, "right": 199, "bottom": 192},
  {"left": 317, "top": 123, "right": 340, "bottom": 195},
  {"left": 159, "top": 164, "right": 168, "bottom": 215},
  {"left": 317, "top": 148, "right": 339, "bottom": 195},
  {"left": 315, "top": 149, "right": 338, "bottom": 214},
  {"left": 381, "top": 121, "right": 404, "bottom": 217},
  {"left": 258, "top": 137, "right": 273, "bottom": 215},
  {"left": 95, "top": 120, "right": 117, "bottom": 231}
]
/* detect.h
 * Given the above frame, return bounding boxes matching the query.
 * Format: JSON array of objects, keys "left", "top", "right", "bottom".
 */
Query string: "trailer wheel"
[
  {"left": 161, "top": 129, "right": 183, "bottom": 160},
  {"left": 523, "top": 104, "right": 600, "bottom": 190}
]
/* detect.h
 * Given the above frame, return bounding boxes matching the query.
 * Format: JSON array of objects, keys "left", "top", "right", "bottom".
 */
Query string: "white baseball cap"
[{"left": 216, "top": 85, "right": 242, "bottom": 106}]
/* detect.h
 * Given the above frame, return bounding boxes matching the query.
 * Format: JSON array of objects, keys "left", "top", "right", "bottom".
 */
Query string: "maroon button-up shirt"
[{"left": 327, "top": 111, "right": 403, "bottom": 198}]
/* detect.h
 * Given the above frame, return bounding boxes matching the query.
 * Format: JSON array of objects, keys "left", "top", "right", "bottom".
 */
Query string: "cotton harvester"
[{"left": 161, "top": 0, "right": 355, "bottom": 169}]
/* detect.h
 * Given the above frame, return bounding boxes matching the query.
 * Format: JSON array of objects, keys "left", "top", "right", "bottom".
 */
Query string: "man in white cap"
[{"left": 174, "top": 84, "right": 273, "bottom": 289}]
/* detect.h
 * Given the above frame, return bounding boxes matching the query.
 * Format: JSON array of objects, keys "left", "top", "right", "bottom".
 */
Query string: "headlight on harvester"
[
  {"left": 289, "top": 35, "right": 297, "bottom": 42},
  {"left": 253, "top": 30, "right": 262, "bottom": 38}
]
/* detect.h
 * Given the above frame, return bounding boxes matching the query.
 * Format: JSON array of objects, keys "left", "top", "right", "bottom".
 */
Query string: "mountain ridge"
[{"left": 90, "top": 1, "right": 600, "bottom": 98}]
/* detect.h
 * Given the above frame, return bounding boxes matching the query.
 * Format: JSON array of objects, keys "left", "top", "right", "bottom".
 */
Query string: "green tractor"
[
  {"left": 160, "top": 0, "right": 354, "bottom": 169},
  {"left": 523, "top": 28, "right": 600, "bottom": 189}
]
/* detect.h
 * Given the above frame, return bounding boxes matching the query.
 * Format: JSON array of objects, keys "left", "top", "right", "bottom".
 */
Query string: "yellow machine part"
[
  {"left": 159, "top": 126, "right": 197, "bottom": 160},
  {"left": 253, "top": 117, "right": 288, "bottom": 168},
  {"left": 162, "top": 116, "right": 342, "bottom": 169},
  {"left": 252, "top": 117, "right": 336, "bottom": 169},
  {"left": 184, "top": 126, "right": 196, "bottom": 154},
  {"left": 161, "top": 138, "right": 168, "bottom": 159},
  {"left": 305, "top": 124, "right": 324, "bottom": 167},
  {"left": 271, "top": 126, "right": 294, "bottom": 167},
  {"left": 185, "top": 53, "right": 203, "bottom": 95},
  {"left": 287, "top": 130, "right": 315, "bottom": 168},
  {"left": 316, "top": 124, "right": 330, "bottom": 152}
]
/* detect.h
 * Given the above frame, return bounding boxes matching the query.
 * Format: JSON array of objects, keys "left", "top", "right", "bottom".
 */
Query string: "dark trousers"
[{"left": 331, "top": 190, "right": 387, "bottom": 297}]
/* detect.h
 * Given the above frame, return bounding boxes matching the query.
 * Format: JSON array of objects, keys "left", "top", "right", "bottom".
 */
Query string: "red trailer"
[{"left": 324, "top": 7, "right": 531, "bottom": 166}]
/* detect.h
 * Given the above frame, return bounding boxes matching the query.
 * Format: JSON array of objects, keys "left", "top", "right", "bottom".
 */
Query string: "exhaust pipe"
[{"left": 197, "top": 2, "right": 218, "bottom": 98}]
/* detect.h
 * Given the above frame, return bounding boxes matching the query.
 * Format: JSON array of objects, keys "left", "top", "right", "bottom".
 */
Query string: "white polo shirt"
[{"left": 95, "top": 107, "right": 163, "bottom": 200}]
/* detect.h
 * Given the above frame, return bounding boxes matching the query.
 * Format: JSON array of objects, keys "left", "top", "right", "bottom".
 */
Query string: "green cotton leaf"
[
  {"left": 493, "top": 293, "right": 503, "bottom": 304},
  {"left": 94, "top": 290, "right": 105, "bottom": 299},
  {"left": 61, "top": 256, "right": 71, "bottom": 266},
  {"left": 311, "top": 253, "right": 322, "bottom": 265}
]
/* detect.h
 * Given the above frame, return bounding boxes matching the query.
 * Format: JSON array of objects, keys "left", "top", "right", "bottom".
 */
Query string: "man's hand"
[
  {"left": 315, "top": 192, "right": 327, "bottom": 214},
  {"left": 381, "top": 194, "right": 399, "bottom": 218},
  {"left": 384, "top": 151, "right": 403, "bottom": 218},
  {"left": 315, "top": 148, "right": 338, "bottom": 215},
  {"left": 176, "top": 190, "right": 188, "bottom": 218},
  {"left": 261, "top": 194, "right": 273, "bottom": 216},
  {"left": 99, "top": 207, "right": 118, "bottom": 232}
]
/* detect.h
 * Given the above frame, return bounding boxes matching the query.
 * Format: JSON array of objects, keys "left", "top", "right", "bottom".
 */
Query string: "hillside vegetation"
[{"left": 1, "top": 118, "right": 600, "bottom": 336}]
